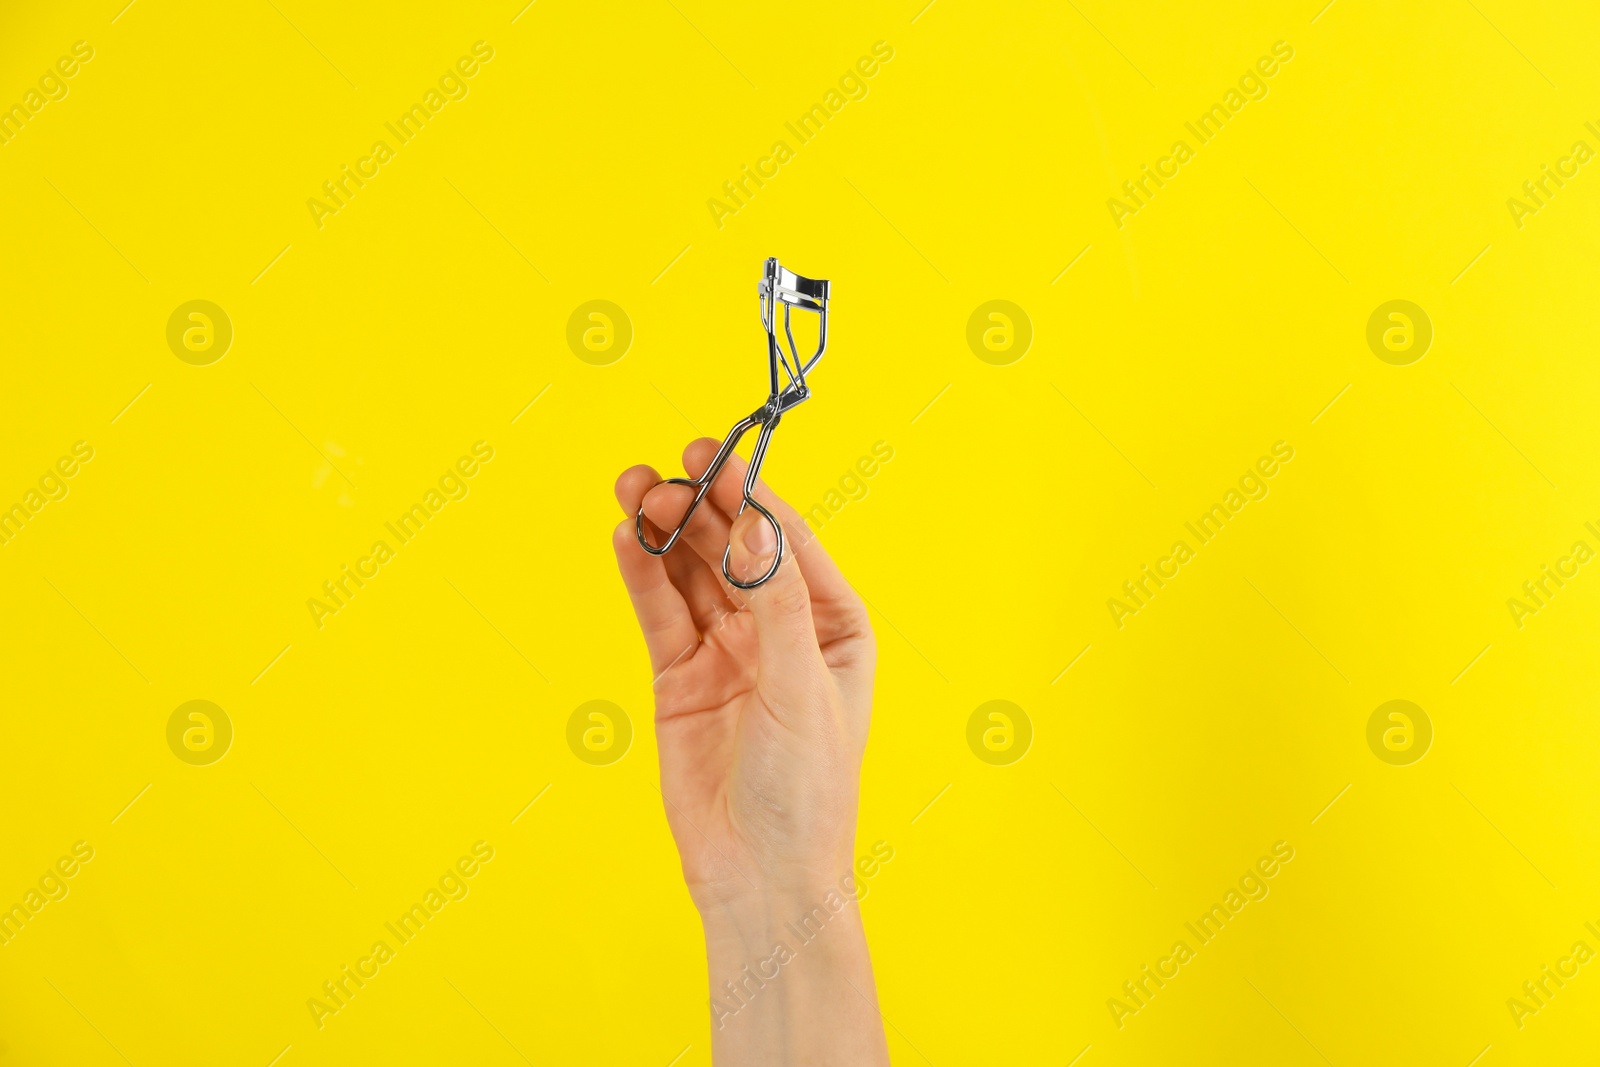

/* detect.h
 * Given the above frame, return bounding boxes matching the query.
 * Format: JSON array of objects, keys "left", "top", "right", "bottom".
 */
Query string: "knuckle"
[{"left": 759, "top": 571, "right": 811, "bottom": 617}]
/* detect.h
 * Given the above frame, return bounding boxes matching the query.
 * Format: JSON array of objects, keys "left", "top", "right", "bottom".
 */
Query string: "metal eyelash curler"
[{"left": 635, "top": 256, "right": 831, "bottom": 589}]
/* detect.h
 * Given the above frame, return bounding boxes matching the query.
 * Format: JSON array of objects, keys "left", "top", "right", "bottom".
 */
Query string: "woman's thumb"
[{"left": 727, "top": 508, "right": 822, "bottom": 670}]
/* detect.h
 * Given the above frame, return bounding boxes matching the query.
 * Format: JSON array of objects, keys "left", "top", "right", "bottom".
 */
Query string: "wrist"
[
  {"left": 700, "top": 877, "right": 866, "bottom": 955},
  {"left": 694, "top": 845, "right": 860, "bottom": 925},
  {"left": 701, "top": 884, "right": 876, "bottom": 1046},
  {"left": 694, "top": 832, "right": 898, "bottom": 932},
  {"left": 693, "top": 847, "right": 892, "bottom": 1064}
]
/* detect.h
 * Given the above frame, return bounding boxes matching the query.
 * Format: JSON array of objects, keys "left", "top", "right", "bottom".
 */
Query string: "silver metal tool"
[{"left": 635, "top": 256, "right": 832, "bottom": 589}]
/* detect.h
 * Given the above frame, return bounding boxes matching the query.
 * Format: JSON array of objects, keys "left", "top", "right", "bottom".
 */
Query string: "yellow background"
[{"left": 2, "top": 0, "right": 1598, "bottom": 1063}]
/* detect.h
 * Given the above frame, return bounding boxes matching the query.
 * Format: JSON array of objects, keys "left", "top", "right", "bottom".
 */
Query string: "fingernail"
[{"left": 743, "top": 515, "right": 777, "bottom": 556}]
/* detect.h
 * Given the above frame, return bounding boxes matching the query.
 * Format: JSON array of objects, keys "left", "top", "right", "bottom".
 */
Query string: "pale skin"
[{"left": 612, "top": 437, "right": 891, "bottom": 1067}]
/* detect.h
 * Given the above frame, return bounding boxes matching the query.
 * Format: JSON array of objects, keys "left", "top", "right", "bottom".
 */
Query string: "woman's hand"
[{"left": 612, "top": 437, "right": 889, "bottom": 1065}]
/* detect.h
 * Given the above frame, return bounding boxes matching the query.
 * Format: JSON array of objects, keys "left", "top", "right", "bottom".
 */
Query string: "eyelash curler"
[{"left": 635, "top": 256, "right": 831, "bottom": 589}]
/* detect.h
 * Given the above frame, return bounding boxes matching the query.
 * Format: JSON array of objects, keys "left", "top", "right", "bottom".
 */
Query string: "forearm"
[{"left": 702, "top": 890, "right": 890, "bottom": 1066}]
